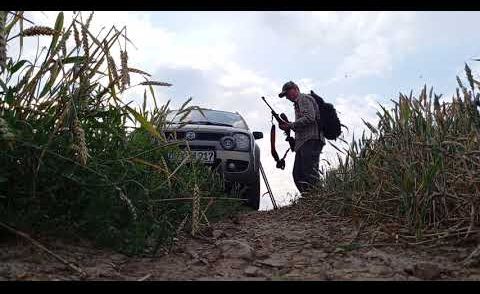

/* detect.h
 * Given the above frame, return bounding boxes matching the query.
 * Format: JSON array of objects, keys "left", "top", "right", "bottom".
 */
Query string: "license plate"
[{"left": 168, "top": 150, "right": 215, "bottom": 163}]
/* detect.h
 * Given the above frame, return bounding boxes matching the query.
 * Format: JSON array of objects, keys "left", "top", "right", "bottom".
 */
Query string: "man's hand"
[{"left": 279, "top": 122, "right": 291, "bottom": 131}]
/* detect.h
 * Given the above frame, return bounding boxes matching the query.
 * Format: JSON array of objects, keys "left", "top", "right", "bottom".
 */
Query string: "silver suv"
[{"left": 164, "top": 109, "right": 264, "bottom": 210}]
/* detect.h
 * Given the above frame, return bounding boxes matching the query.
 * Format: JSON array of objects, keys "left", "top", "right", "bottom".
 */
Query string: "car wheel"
[{"left": 245, "top": 173, "right": 260, "bottom": 210}]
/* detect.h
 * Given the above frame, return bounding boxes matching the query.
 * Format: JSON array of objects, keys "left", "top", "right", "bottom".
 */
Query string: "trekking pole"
[{"left": 259, "top": 162, "right": 278, "bottom": 210}]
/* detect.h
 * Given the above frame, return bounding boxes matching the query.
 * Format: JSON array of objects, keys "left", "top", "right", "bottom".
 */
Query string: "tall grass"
[
  {"left": 305, "top": 65, "right": 480, "bottom": 244},
  {"left": 0, "top": 11, "right": 239, "bottom": 255}
]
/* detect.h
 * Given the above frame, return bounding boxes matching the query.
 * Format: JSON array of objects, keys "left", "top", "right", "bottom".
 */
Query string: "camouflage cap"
[{"left": 278, "top": 81, "right": 298, "bottom": 98}]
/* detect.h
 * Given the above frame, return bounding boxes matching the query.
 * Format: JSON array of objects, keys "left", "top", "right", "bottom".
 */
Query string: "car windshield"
[{"left": 167, "top": 109, "right": 248, "bottom": 130}]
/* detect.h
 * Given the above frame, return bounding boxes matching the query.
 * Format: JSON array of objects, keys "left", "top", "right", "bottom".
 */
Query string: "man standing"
[{"left": 278, "top": 81, "right": 325, "bottom": 194}]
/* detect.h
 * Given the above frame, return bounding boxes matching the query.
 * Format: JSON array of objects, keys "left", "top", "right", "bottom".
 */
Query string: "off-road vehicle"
[{"left": 165, "top": 109, "right": 263, "bottom": 210}]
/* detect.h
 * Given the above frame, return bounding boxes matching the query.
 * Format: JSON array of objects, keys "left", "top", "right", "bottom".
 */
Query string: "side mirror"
[{"left": 253, "top": 131, "right": 263, "bottom": 140}]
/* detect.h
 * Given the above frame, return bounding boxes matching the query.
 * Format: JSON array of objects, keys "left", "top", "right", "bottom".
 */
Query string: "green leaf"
[
  {"left": 378, "top": 103, "right": 394, "bottom": 123},
  {"left": 49, "top": 12, "right": 64, "bottom": 54},
  {"left": 19, "top": 18, "right": 24, "bottom": 57},
  {"left": 39, "top": 83, "right": 52, "bottom": 99},
  {"left": 0, "top": 80, "right": 7, "bottom": 93},
  {"left": 4, "top": 12, "right": 22, "bottom": 36},
  {"left": 6, "top": 58, "right": 12, "bottom": 70},
  {"left": 39, "top": 66, "right": 60, "bottom": 98},
  {"left": 179, "top": 97, "right": 193, "bottom": 112},
  {"left": 362, "top": 118, "right": 378, "bottom": 134},
  {"left": 125, "top": 105, "right": 162, "bottom": 139},
  {"left": 10, "top": 60, "right": 29, "bottom": 75},
  {"left": 148, "top": 84, "right": 157, "bottom": 109},
  {"left": 142, "top": 89, "right": 148, "bottom": 114},
  {"left": 5, "top": 87, "right": 14, "bottom": 105},
  {"left": 0, "top": 176, "right": 7, "bottom": 183},
  {"left": 61, "top": 56, "right": 86, "bottom": 64}
]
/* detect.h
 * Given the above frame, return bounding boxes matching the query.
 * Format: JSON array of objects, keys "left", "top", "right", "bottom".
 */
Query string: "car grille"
[
  {"left": 178, "top": 145, "right": 215, "bottom": 151},
  {"left": 164, "top": 131, "right": 226, "bottom": 141}
]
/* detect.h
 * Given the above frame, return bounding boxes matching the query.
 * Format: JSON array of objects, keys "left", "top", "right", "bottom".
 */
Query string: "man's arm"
[{"left": 290, "top": 97, "right": 316, "bottom": 131}]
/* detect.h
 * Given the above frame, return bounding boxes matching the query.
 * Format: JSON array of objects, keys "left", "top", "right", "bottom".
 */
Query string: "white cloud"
[
  {"left": 296, "top": 78, "right": 315, "bottom": 91},
  {"left": 262, "top": 11, "right": 417, "bottom": 84},
  {"left": 335, "top": 19, "right": 414, "bottom": 81}
]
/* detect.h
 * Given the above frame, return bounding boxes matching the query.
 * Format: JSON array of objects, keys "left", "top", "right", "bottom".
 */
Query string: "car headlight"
[{"left": 233, "top": 133, "right": 250, "bottom": 151}]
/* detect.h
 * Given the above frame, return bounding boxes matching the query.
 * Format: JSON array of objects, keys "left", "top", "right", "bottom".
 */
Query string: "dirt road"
[{"left": 1, "top": 204, "right": 480, "bottom": 281}]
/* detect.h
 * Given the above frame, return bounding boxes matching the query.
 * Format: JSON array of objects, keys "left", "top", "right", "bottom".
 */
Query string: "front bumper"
[
  {"left": 178, "top": 144, "right": 256, "bottom": 185},
  {"left": 214, "top": 150, "right": 256, "bottom": 184},
  {"left": 164, "top": 125, "right": 259, "bottom": 186}
]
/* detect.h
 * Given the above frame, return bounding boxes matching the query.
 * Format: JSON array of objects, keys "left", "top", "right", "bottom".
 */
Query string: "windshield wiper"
[{"left": 186, "top": 121, "right": 233, "bottom": 127}]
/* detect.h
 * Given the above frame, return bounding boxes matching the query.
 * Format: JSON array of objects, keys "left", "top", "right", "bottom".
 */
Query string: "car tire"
[{"left": 245, "top": 173, "right": 260, "bottom": 210}]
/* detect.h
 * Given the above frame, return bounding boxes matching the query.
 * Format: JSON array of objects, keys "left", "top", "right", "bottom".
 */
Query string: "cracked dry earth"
[{"left": 1, "top": 205, "right": 480, "bottom": 281}]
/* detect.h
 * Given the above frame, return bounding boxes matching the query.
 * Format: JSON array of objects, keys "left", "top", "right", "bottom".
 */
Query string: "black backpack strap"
[{"left": 310, "top": 90, "right": 325, "bottom": 106}]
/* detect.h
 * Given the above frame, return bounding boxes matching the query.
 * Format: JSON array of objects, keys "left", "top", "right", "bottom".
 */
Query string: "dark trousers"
[{"left": 293, "top": 139, "right": 323, "bottom": 194}]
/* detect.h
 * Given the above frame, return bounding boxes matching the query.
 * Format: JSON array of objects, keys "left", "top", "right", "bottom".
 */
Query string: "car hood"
[{"left": 164, "top": 123, "right": 250, "bottom": 135}]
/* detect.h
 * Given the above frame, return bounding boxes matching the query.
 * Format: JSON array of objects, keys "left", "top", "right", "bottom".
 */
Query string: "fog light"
[{"left": 228, "top": 162, "right": 236, "bottom": 170}]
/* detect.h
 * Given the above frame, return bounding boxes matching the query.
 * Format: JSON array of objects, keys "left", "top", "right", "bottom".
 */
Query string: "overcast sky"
[{"left": 25, "top": 11, "right": 480, "bottom": 209}]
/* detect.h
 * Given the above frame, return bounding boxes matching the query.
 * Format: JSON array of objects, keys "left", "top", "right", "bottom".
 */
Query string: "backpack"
[{"left": 309, "top": 90, "right": 342, "bottom": 140}]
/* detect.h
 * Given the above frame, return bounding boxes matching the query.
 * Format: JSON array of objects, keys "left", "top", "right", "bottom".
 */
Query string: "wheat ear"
[
  {"left": 128, "top": 67, "right": 151, "bottom": 77},
  {"left": 140, "top": 81, "right": 172, "bottom": 87},
  {"left": 120, "top": 50, "right": 130, "bottom": 90},
  {"left": 81, "top": 24, "right": 89, "bottom": 58},
  {"left": 191, "top": 183, "right": 201, "bottom": 236},
  {"left": 73, "top": 22, "right": 81, "bottom": 49},
  {"left": 21, "top": 26, "right": 57, "bottom": 36},
  {"left": 0, "top": 11, "right": 7, "bottom": 73},
  {"left": 72, "top": 117, "right": 89, "bottom": 166}
]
